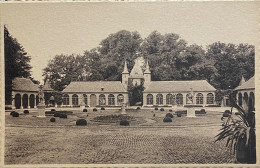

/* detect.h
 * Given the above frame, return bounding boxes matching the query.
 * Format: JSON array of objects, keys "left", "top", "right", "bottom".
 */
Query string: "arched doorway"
[
  {"left": 22, "top": 94, "right": 28, "bottom": 109},
  {"left": 90, "top": 94, "right": 97, "bottom": 107},
  {"left": 29, "top": 94, "right": 35, "bottom": 108},
  {"left": 15, "top": 94, "right": 21, "bottom": 109}
]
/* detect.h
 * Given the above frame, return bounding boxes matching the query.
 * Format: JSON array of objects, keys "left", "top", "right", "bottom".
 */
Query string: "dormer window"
[{"left": 101, "top": 87, "right": 104, "bottom": 91}]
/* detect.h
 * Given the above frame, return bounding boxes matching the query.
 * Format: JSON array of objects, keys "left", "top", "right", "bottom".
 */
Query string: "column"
[
  {"left": 34, "top": 94, "right": 37, "bottom": 108},
  {"left": 114, "top": 94, "right": 118, "bottom": 106},
  {"left": 96, "top": 94, "right": 100, "bottom": 106},
  {"left": 143, "top": 93, "right": 147, "bottom": 106},
  {"left": 105, "top": 94, "right": 108, "bottom": 106},
  {"left": 87, "top": 94, "right": 90, "bottom": 107},
  {"left": 203, "top": 92, "right": 207, "bottom": 106},
  {"left": 69, "top": 94, "right": 72, "bottom": 107},
  {"left": 78, "top": 94, "right": 82, "bottom": 106},
  {"left": 28, "top": 94, "right": 30, "bottom": 109},
  {"left": 162, "top": 93, "right": 167, "bottom": 105},
  {"left": 12, "top": 92, "right": 15, "bottom": 109}
]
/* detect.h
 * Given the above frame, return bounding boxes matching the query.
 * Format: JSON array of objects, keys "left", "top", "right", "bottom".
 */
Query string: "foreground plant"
[{"left": 215, "top": 97, "right": 256, "bottom": 164}]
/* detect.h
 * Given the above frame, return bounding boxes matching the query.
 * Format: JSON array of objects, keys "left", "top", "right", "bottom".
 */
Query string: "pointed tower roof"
[
  {"left": 42, "top": 79, "right": 54, "bottom": 92},
  {"left": 122, "top": 61, "right": 129, "bottom": 74},
  {"left": 130, "top": 59, "right": 144, "bottom": 78},
  {"left": 239, "top": 75, "right": 246, "bottom": 86},
  {"left": 144, "top": 60, "right": 151, "bottom": 74}
]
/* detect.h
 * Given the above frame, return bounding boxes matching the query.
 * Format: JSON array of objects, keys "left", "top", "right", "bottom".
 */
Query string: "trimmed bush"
[
  {"left": 54, "top": 113, "right": 60, "bottom": 117},
  {"left": 50, "top": 118, "right": 56, "bottom": 122},
  {"left": 59, "top": 114, "right": 67, "bottom": 118},
  {"left": 169, "top": 109, "right": 173, "bottom": 112},
  {"left": 177, "top": 112, "right": 182, "bottom": 117},
  {"left": 83, "top": 109, "right": 88, "bottom": 112},
  {"left": 101, "top": 107, "right": 105, "bottom": 110},
  {"left": 12, "top": 112, "right": 19, "bottom": 117},
  {"left": 154, "top": 107, "right": 158, "bottom": 110},
  {"left": 166, "top": 113, "right": 174, "bottom": 118},
  {"left": 163, "top": 117, "right": 172, "bottom": 122},
  {"left": 223, "top": 112, "right": 231, "bottom": 117},
  {"left": 120, "top": 120, "right": 129, "bottom": 126},
  {"left": 224, "top": 110, "right": 231, "bottom": 114},
  {"left": 23, "top": 110, "right": 29, "bottom": 114},
  {"left": 10, "top": 111, "right": 16, "bottom": 116},
  {"left": 93, "top": 108, "right": 97, "bottom": 112},
  {"left": 160, "top": 108, "right": 164, "bottom": 111},
  {"left": 76, "top": 119, "right": 87, "bottom": 126},
  {"left": 51, "top": 109, "right": 56, "bottom": 112},
  {"left": 137, "top": 107, "right": 141, "bottom": 110}
]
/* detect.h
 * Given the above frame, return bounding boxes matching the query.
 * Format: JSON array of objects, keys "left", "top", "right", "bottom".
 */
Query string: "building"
[
  {"left": 62, "top": 57, "right": 216, "bottom": 107},
  {"left": 235, "top": 75, "right": 255, "bottom": 113},
  {"left": 12, "top": 77, "right": 39, "bottom": 109},
  {"left": 62, "top": 81, "right": 128, "bottom": 107},
  {"left": 42, "top": 80, "right": 55, "bottom": 106}
]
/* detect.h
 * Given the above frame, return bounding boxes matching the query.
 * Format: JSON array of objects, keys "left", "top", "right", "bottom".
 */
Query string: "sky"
[{"left": 2, "top": 2, "right": 258, "bottom": 84}]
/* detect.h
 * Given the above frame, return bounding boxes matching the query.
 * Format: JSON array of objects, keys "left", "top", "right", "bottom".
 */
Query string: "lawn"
[{"left": 5, "top": 108, "right": 235, "bottom": 164}]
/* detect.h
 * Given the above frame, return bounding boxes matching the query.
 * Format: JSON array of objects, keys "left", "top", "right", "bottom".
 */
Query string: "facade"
[
  {"left": 235, "top": 76, "right": 255, "bottom": 113},
  {"left": 12, "top": 77, "right": 39, "bottom": 109},
  {"left": 62, "top": 81, "right": 128, "bottom": 107}
]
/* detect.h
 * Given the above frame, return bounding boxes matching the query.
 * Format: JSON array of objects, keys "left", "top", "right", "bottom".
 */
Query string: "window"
[
  {"left": 207, "top": 93, "right": 214, "bottom": 104},
  {"left": 72, "top": 94, "right": 78, "bottom": 105},
  {"left": 196, "top": 93, "right": 203, "bottom": 104},
  {"left": 117, "top": 94, "right": 124, "bottom": 105},
  {"left": 147, "top": 94, "right": 153, "bottom": 105},
  {"left": 176, "top": 93, "right": 183, "bottom": 105},
  {"left": 166, "top": 94, "right": 173, "bottom": 105},
  {"left": 99, "top": 94, "right": 106, "bottom": 105},
  {"left": 156, "top": 94, "right": 163, "bottom": 105},
  {"left": 108, "top": 94, "right": 115, "bottom": 105},
  {"left": 63, "top": 94, "right": 69, "bottom": 105},
  {"left": 83, "top": 94, "right": 87, "bottom": 105}
]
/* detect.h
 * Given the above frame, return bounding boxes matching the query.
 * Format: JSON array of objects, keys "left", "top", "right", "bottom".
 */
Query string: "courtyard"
[{"left": 5, "top": 108, "right": 236, "bottom": 164}]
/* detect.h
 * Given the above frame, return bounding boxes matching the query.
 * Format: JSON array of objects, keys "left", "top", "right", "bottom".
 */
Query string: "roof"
[
  {"left": 235, "top": 76, "right": 255, "bottom": 91},
  {"left": 12, "top": 77, "right": 39, "bottom": 92},
  {"left": 129, "top": 59, "right": 144, "bottom": 78},
  {"left": 122, "top": 61, "right": 129, "bottom": 74},
  {"left": 144, "top": 80, "right": 216, "bottom": 93},
  {"left": 42, "top": 80, "right": 54, "bottom": 92},
  {"left": 63, "top": 81, "right": 127, "bottom": 93}
]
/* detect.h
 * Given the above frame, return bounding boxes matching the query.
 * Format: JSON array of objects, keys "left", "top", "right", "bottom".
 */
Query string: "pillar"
[
  {"left": 12, "top": 92, "right": 15, "bottom": 109},
  {"left": 27, "top": 94, "right": 30, "bottom": 109},
  {"left": 96, "top": 94, "right": 100, "bottom": 106},
  {"left": 143, "top": 93, "right": 147, "bottom": 106},
  {"left": 105, "top": 94, "right": 108, "bottom": 106},
  {"left": 34, "top": 94, "right": 37, "bottom": 108},
  {"left": 162, "top": 93, "right": 167, "bottom": 105},
  {"left": 87, "top": 94, "right": 90, "bottom": 107},
  {"left": 203, "top": 92, "right": 207, "bottom": 106},
  {"left": 69, "top": 94, "right": 72, "bottom": 107}
]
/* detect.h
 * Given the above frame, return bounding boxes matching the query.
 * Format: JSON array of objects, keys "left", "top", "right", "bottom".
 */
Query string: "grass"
[{"left": 5, "top": 108, "right": 234, "bottom": 164}]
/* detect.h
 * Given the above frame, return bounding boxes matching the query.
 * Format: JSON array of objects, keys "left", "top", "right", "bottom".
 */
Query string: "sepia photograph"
[{"left": 1, "top": 1, "right": 259, "bottom": 167}]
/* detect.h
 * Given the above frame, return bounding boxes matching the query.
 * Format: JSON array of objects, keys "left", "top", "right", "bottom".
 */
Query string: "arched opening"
[
  {"left": 196, "top": 93, "right": 203, "bottom": 104},
  {"left": 22, "top": 94, "right": 28, "bottom": 108},
  {"left": 243, "top": 92, "right": 249, "bottom": 112},
  {"left": 90, "top": 94, "right": 97, "bottom": 107},
  {"left": 249, "top": 92, "right": 255, "bottom": 112},
  {"left": 176, "top": 93, "right": 183, "bottom": 105},
  {"left": 156, "top": 94, "right": 163, "bottom": 105},
  {"left": 117, "top": 94, "right": 124, "bottom": 105},
  {"left": 49, "top": 96, "right": 55, "bottom": 106},
  {"left": 36, "top": 95, "right": 39, "bottom": 105},
  {"left": 15, "top": 94, "right": 21, "bottom": 109},
  {"left": 238, "top": 93, "right": 243, "bottom": 106},
  {"left": 166, "top": 94, "right": 173, "bottom": 105},
  {"left": 207, "top": 93, "right": 214, "bottom": 104},
  {"left": 99, "top": 94, "right": 106, "bottom": 105},
  {"left": 63, "top": 94, "right": 69, "bottom": 105},
  {"left": 72, "top": 94, "right": 78, "bottom": 105},
  {"left": 29, "top": 94, "right": 35, "bottom": 108},
  {"left": 147, "top": 94, "right": 153, "bottom": 105},
  {"left": 108, "top": 94, "right": 115, "bottom": 105},
  {"left": 83, "top": 94, "right": 87, "bottom": 106}
]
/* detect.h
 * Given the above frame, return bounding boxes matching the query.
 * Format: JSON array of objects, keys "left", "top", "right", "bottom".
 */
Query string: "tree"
[
  {"left": 4, "top": 26, "right": 32, "bottom": 104},
  {"left": 128, "top": 81, "right": 145, "bottom": 106}
]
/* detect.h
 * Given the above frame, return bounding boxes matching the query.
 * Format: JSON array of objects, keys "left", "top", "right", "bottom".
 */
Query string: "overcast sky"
[{"left": 2, "top": 2, "right": 258, "bottom": 84}]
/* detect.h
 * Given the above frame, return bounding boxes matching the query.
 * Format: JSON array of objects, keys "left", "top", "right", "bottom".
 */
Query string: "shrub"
[
  {"left": 59, "top": 114, "right": 67, "bottom": 118},
  {"left": 201, "top": 109, "right": 206, "bottom": 114},
  {"left": 154, "top": 107, "right": 158, "bottom": 110},
  {"left": 160, "top": 108, "right": 164, "bottom": 111},
  {"left": 166, "top": 113, "right": 174, "bottom": 118},
  {"left": 93, "top": 108, "right": 97, "bottom": 112},
  {"left": 51, "top": 109, "right": 56, "bottom": 112},
  {"left": 83, "top": 109, "right": 88, "bottom": 112},
  {"left": 23, "top": 110, "right": 29, "bottom": 114},
  {"left": 223, "top": 112, "right": 231, "bottom": 117},
  {"left": 137, "top": 107, "right": 141, "bottom": 110},
  {"left": 10, "top": 111, "right": 16, "bottom": 116},
  {"left": 177, "top": 113, "right": 182, "bottom": 117},
  {"left": 101, "top": 107, "right": 105, "bottom": 110},
  {"left": 225, "top": 110, "right": 231, "bottom": 114},
  {"left": 163, "top": 117, "right": 172, "bottom": 122},
  {"left": 54, "top": 113, "right": 60, "bottom": 117},
  {"left": 76, "top": 119, "right": 87, "bottom": 126},
  {"left": 169, "top": 109, "right": 173, "bottom": 112},
  {"left": 12, "top": 112, "right": 19, "bottom": 117},
  {"left": 235, "top": 112, "right": 240, "bottom": 115},
  {"left": 50, "top": 118, "right": 56, "bottom": 122},
  {"left": 120, "top": 120, "right": 129, "bottom": 126}
]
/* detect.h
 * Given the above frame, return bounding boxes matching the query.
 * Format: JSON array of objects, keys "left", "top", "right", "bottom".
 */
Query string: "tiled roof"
[
  {"left": 12, "top": 77, "right": 39, "bottom": 92},
  {"left": 63, "top": 81, "right": 127, "bottom": 93},
  {"left": 144, "top": 80, "right": 216, "bottom": 93},
  {"left": 235, "top": 76, "right": 255, "bottom": 90},
  {"left": 42, "top": 80, "right": 54, "bottom": 91},
  {"left": 129, "top": 60, "right": 144, "bottom": 78}
]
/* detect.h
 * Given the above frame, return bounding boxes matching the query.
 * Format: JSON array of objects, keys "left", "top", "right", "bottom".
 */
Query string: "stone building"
[
  {"left": 235, "top": 75, "right": 255, "bottom": 113},
  {"left": 12, "top": 77, "right": 39, "bottom": 109}
]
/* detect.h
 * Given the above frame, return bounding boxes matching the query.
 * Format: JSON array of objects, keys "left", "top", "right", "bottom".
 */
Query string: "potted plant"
[{"left": 215, "top": 96, "right": 256, "bottom": 164}]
